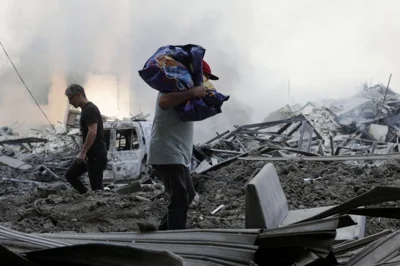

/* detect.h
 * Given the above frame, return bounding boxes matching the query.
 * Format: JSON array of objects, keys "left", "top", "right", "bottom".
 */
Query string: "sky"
[{"left": 0, "top": 0, "right": 399, "bottom": 142}]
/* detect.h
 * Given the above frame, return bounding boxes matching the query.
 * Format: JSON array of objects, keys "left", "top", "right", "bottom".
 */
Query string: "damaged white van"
[{"left": 103, "top": 120, "right": 152, "bottom": 180}]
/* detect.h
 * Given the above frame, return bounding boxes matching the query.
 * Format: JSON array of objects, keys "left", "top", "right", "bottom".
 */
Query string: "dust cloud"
[
  {"left": 0, "top": 0, "right": 399, "bottom": 141},
  {"left": 0, "top": 0, "right": 256, "bottom": 140}
]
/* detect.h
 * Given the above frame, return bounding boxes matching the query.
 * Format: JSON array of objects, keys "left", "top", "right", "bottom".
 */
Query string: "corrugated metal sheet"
[
  {"left": 23, "top": 243, "right": 185, "bottom": 266},
  {"left": 346, "top": 232, "right": 400, "bottom": 266},
  {"left": 3, "top": 186, "right": 400, "bottom": 265}
]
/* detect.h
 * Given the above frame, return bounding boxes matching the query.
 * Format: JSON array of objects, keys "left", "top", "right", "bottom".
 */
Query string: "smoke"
[
  {"left": 0, "top": 0, "right": 138, "bottom": 132},
  {"left": 0, "top": 0, "right": 256, "bottom": 139},
  {"left": 1, "top": 0, "right": 400, "bottom": 141}
]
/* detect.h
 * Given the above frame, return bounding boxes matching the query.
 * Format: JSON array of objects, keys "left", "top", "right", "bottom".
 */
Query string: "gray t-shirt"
[{"left": 147, "top": 92, "right": 194, "bottom": 166}]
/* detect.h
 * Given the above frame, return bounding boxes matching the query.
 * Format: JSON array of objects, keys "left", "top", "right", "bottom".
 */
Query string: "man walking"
[
  {"left": 148, "top": 60, "right": 220, "bottom": 230},
  {"left": 64, "top": 84, "right": 108, "bottom": 194}
]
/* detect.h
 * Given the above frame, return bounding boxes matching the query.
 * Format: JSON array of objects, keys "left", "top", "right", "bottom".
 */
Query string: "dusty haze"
[{"left": 0, "top": 0, "right": 398, "bottom": 142}]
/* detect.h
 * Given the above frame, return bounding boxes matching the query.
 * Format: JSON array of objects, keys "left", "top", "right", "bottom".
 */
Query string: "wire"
[{"left": 0, "top": 41, "right": 55, "bottom": 130}]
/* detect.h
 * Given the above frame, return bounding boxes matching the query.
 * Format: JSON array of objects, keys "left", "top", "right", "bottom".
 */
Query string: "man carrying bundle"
[{"left": 148, "top": 60, "right": 220, "bottom": 230}]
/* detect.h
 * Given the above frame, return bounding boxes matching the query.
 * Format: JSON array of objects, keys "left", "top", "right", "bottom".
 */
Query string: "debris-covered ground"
[
  {"left": 0, "top": 181, "right": 166, "bottom": 233},
  {"left": 1, "top": 159, "right": 400, "bottom": 235},
  {"left": 2, "top": 84, "right": 400, "bottom": 242},
  {"left": 194, "top": 159, "right": 400, "bottom": 235}
]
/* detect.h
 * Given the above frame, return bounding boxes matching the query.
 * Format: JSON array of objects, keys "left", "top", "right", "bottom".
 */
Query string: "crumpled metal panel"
[
  {"left": 347, "top": 207, "right": 400, "bottom": 219},
  {"left": 254, "top": 216, "right": 356, "bottom": 265},
  {"left": 346, "top": 232, "right": 400, "bottom": 266},
  {"left": 333, "top": 230, "right": 392, "bottom": 254},
  {"left": 0, "top": 245, "right": 38, "bottom": 266},
  {"left": 294, "top": 187, "right": 400, "bottom": 224},
  {"left": 255, "top": 230, "right": 337, "bottom": 266},
  {"left": 333, "top": 230, "right": 392, "bottom": 265},
  {"left": 260, "top": 215, "right": 355, "bottom": 238},
  {"left": 23, "top": 243, "right": 185, "bottom": 266},
  {"left": 128, "top": 242, "right": 256, "bottom": 264},
  {"left": 0, "top": 225, "right": 66, "bottom": 249}
]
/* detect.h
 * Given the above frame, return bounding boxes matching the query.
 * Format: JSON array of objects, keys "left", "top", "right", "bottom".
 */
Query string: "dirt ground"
[{"left": 1, "top": 159, "right": 400, "bottom": 235}]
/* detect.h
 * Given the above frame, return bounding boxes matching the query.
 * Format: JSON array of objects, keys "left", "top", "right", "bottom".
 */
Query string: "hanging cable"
[{"left": 0, "top": 41, "right": 55, "bottom": 130}]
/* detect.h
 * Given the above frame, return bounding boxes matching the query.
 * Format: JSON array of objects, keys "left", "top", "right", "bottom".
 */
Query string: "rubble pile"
[
  {"left": 0, "top": 181, "right": 165, "bottom": 233},
  {"left": 192, "top": 84, "right": 400, "bottom": 172},
  {"left": 192, "top": 159, "right": 400, "bottom": 235},
  {"left": 2, "top": 84, "right": 400, "bottom": 265},
  {"left": 0, "top": 111, "right": 152, "bottom": 184},
  {"left": 0, "top": 124, "right": 79, "bottom": 184},
  {"left": 1, "top": 159, "right": 400, "bottom": 236}
]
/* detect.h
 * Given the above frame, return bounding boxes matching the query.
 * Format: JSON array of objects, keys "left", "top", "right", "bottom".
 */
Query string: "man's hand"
[
  {"left": 76, "top": 151, "right": 87, "bottom": 164},
  {"left": 190, "top": 86, "right": 207, "bottom": 98}
]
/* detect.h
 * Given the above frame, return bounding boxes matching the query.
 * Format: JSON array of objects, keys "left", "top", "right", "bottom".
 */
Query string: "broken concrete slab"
[
  {"left": 245, "top": 163, "right": 288, "bottom": 229},
  {"left": 245, "top": 163, "right": 366, "bottom": 242},
  {"left": 0, "top": 155, "right": 32, "bottom": 170}
]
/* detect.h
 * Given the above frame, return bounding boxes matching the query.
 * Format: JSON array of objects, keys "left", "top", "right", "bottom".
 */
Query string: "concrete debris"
[
  {"left": 0, "top": 126, "right": 79, "bottom": 183},
  {"left": 2, "top": 165, "right": 400, "bottom": 265},
  {"left": 192, "top": 84, "right": 400, "bottom": 172},
  {"left": 0, "top": 155, "right": 32, "bottom": 170},
  {"left": 2, "top": 84, "right": 400, "bottom": 265},
  {"left": 0, "top": 111, "right": 153, "bottom": 185},
  {"left": 1, "top": 159, "right": 400, "bottom": 236}
]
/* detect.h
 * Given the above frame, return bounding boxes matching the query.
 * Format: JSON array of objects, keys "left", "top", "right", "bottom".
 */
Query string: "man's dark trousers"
[
  {"left": 153, "top": 164, "right": 195, "bottom": 230},
  {"left": 65, "top": 150, "right": 107, "bottom": 194}
]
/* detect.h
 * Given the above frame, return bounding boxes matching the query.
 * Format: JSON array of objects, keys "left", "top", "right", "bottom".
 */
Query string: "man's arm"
[
  {"left": 159, "top": 86, "right": 207, "bottom": 110},
  {"left": 80, "top": 123, "right": 97, "bottom": 156}
]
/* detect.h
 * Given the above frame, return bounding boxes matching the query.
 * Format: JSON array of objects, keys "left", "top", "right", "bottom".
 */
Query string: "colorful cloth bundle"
[{"left": 138, "top": 44, "right": 230, "bottom": 121}]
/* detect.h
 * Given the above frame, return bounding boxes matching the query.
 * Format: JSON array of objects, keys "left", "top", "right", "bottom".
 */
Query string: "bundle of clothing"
[{"left": 138, "top": 44, "right": 230, "bottom": 121}]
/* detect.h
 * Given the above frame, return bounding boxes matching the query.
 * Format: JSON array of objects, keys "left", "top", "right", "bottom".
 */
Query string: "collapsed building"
[
  {"left": 2, "top": 84, "right": 400, "bottom": 265},
  {"left": 192, "top": 84, "right": 400, "bottom": 173}
]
